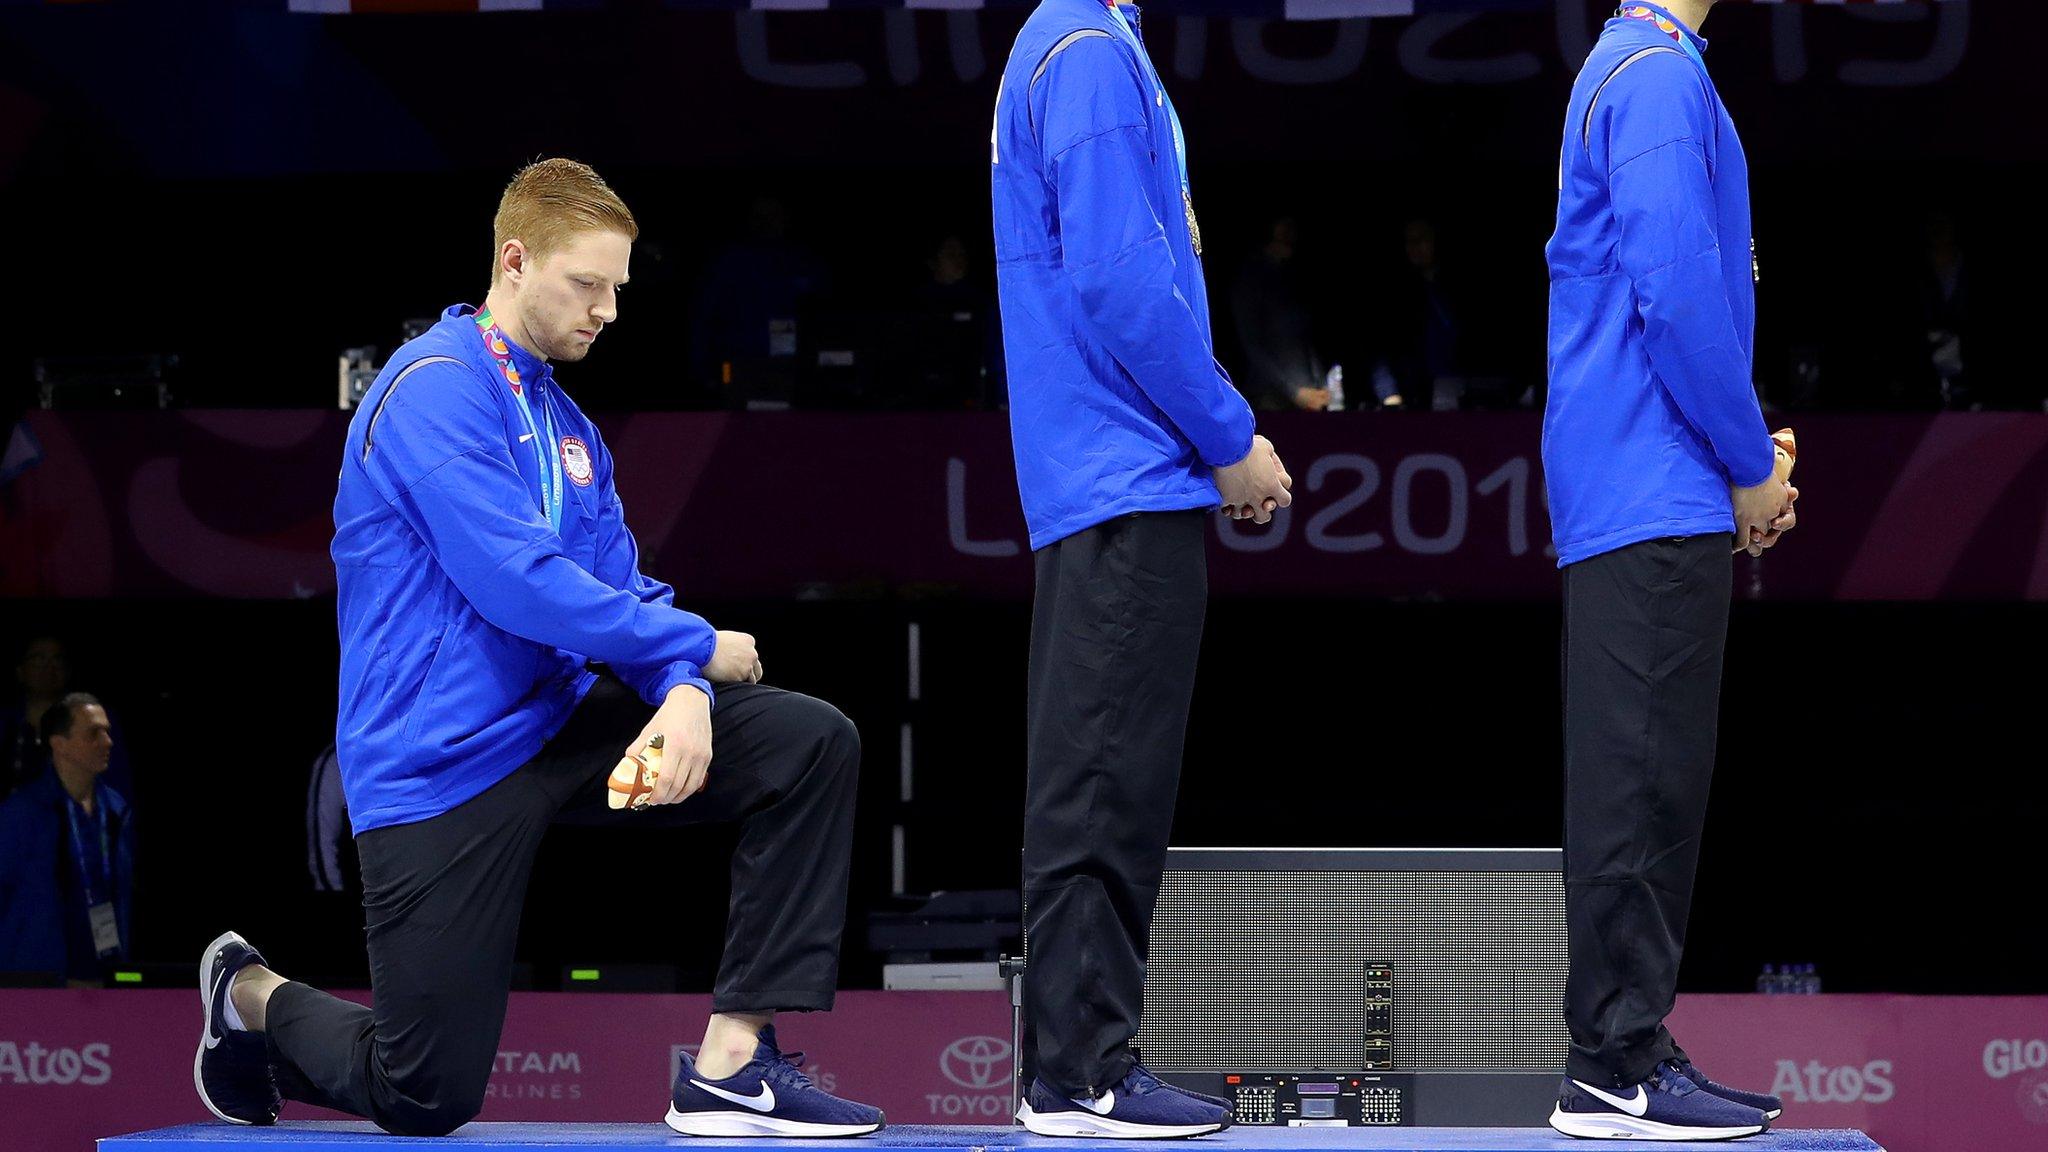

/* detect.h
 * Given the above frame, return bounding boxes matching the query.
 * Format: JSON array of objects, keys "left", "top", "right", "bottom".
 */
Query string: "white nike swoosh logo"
[
  {"left": 1081, "top": 1090, "right": 1116, "bottom": 1116},
  {"left": 691, "top": 1080, "right": 776, "bottom": 1112},
  {"left": 1575, "top": 1080, "right": 1649, "bottom": 1117},
  {"left": 204, "top": 968, "right": 227, "bottom": 1049},
  {"left": 519, "top": 432, "right": 537, "bottom": 443}
]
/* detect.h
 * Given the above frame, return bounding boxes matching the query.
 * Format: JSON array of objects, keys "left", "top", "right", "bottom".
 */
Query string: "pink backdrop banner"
[
  {"left": 6, "top": 412, "right": 2048, "bottom": 602},
  {"left": 0, "top": 988, "right": 1012, "bottom": 1151},
  {"left": 3, "top": 991, "right": 2047, "bottom": 1151},
  {"left": 1665, "top": 995, "right": 2048, "bottom": 1152}
]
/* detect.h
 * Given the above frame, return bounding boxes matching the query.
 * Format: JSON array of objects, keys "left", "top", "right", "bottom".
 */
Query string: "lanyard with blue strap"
[
  {"left": 474, "top": 307, "right": 564, "bottom": 533},
  {"left": 1103, "top": 2, "right": 1203, "bottom": 256},
  {"left": 1673, "top": 30, "right": 1707, "bottom": 72},
  {"left": 64, "top": 790, "right": 120, "bottom": 959}
]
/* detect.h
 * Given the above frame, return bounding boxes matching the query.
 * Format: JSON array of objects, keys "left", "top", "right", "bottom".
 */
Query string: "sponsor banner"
[
  {"left": 5, "top": 411, "right": 2048, "bottom": 602},
  {"left": 0, "top": 988, "right": 1010, "bottom": 1150},
  {"left": 1664, "top": 994, "right": 2048, "bottom": 1152},
  {"left": 3, "top": 990, "right": 2046, "bottom": 1150}
]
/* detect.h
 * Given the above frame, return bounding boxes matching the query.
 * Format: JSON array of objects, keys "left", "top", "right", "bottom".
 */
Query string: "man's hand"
[
  {"left": 702, "top": 631, "right": 763, "bottom": 684},
  {"left": 1292, "top": 386, "right": 1332, "bottom": 412},
  {"left": 1215, "top": 435, "right": 1294, "bottom": 525},
  {"left": 1731, "top": 478, "right": 1794, "bottom": 556},
  {"left": 1742, "top": 486, "right": 1799, "bottom": 556},
  {"left": 633, "top": 685, "right": 714, "bottom": 806}
]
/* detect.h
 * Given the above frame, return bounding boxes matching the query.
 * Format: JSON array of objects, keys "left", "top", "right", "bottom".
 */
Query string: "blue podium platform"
[{"left": 99, "top": 1124, "right": 1885, "bottom": 1152}]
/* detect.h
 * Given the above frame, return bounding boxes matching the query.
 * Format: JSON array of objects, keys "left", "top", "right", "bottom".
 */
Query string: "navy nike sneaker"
[
  {"left": 194, "top": 931, "right": 281, "bottom": 1126},
  {"left": 1549, "top": 1062, "right": 1770, "bottom": 1141},
  {"left": 1018, "top": 1063, "right": 1230, "bottom": 1139},
  {"left": 1673, "top": 1058, "right": 1785, "bottom": 1121},
  {"left": 667, "top": 1025, "right": 884, "bottom": 1137}
]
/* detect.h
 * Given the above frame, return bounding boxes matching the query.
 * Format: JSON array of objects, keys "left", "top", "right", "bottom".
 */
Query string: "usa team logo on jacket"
[{"left": 560, "top": 436, "right": 593, "bottom": 487}]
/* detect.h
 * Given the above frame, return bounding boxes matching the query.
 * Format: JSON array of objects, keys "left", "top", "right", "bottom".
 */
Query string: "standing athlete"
[
  {"left": 992, "top": 0, "right": 1292, "bottom": 1139},
  {"left": 1544, "top": 3, "right": 1797, "bottom": 1141}
]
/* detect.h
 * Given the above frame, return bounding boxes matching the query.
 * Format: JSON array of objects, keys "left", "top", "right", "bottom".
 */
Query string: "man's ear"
[{"left": 501, "top": 239, "right": 530, "bottom": 285}]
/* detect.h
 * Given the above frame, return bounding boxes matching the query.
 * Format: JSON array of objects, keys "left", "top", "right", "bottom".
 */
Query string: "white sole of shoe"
[
  {"left": 1548, "top": 1106, "right": 1764, "bottom": 1141},
  {"left": 1017, "top": 1101, "right": 1224, "bottom": 1140},
  {"left": 194, "top": 930, "right": 253, "bottom": 1126},
  {"left": 664, "top": 1105, "right": 883, "bottom": 1138}
]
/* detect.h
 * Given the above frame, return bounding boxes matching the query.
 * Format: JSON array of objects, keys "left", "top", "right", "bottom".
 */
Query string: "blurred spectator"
[
  {"left": 1, "top": 637, "right": 68, "bottom": 798},
  {"left": 0, "top": 637, "right": 132, "bottom": 803},
  {"left": 307, "top": 742, "right": 357, "bottom": 895},
  {"left": 1232, "top": 217, "right": 1334, "bottom": 411},
  {"left": 0, "top": 693, "right": 135, "bottom": 983},
  {"left": 1916, "top": 212, "right": 1974, "bottom": 410},
  {"left": 1369, "top": 218, "right": 1465, "bottom": 410},
  {"left": 900, "top": 234, "right": 1005, "bottom": 410},
  {"left": 689, "top": 196, "right": 829, "bottom": 409}
]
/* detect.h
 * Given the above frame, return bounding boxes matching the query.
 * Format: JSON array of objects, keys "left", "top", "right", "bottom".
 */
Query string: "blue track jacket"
[
  {"left": 992, "top": 0, "right": 1256, "bottom": 550},
  {"left": 332, "top": 305, "right": 716, "bottom": 834},
  {"left": 1545, "top": 3, "right": 1776, "bottom": 567}
]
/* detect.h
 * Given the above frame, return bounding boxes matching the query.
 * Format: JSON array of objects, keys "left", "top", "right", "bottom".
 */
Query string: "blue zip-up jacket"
[
  {"left": 1544, "top": 3, "right": 1776, "bottom": 567},
  {"left": 332, "top": 304, "right": 716, "bottom": 834},
  {"left": 0, "top": 771, "right": 134, "bottom": 977},
  {"left": 992, "top": 0, "right": 1256, "bottom": 550}
]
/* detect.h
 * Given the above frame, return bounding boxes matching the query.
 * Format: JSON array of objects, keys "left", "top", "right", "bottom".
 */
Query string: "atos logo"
[{"left": 1770, "top": 1060, "right": 1894, "bottom": 1104}]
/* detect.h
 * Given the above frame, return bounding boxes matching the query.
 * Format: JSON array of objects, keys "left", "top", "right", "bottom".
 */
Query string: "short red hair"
[{"left": 491, "top": 158, "right": 638, "bottom": 284}]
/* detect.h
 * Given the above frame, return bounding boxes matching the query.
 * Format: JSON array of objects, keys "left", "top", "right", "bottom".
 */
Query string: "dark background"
[
  {"left": 7, "top": 592, "right": 2042, "bottom": 995},
  {"left": 2, "top": 1, "right": 2043, "bottom": 995},
  {"left": 3, "top": 1, "right": 2042, "bottom": 416}
]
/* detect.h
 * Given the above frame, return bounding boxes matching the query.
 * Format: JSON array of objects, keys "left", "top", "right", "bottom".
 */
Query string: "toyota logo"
[{"left": 941, "top": 1036, "right": 1013, "bottom": 1091}]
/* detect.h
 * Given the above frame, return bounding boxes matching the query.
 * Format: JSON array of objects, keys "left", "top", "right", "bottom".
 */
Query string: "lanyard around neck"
[
  {"left": 474, "top": 308, "right": 563, "bottom": 533},
  {"left": 1104, "top": 4, "right": 1190, "bottom": 197},
  {"left": 64, "top": 790, "right": 110, "bottom": 907},
  {"left": 1619, "top": 5, "right": 1707, "bottom": 73}
]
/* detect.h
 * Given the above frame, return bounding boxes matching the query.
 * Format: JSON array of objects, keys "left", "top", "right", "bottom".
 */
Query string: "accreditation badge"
[{"left": 88, "top": 901, "right": 120, "bottom": 958}]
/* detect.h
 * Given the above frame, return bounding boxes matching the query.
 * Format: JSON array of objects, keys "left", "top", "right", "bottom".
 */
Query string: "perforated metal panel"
[{"left": 1136, "top": 851, "right": 1568, "bottom": 1072}]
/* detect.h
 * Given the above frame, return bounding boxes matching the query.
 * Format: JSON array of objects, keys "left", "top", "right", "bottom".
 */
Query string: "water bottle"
[
  {"left": 1325, "top": 364, "right": 1346, "bottom": 412},
  {"left": 1755, "top": 964, "right": 1777, "bottom": 995}
]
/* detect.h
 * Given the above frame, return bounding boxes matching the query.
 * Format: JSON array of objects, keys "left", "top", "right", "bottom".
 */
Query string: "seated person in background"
[
  {"left": 1368, "top": 218, "right": 1464, "bottom": 410},
  {"left": 903, "top": 234, "right": 1005, "bottom": 411},
  {"left": 1232, "top": 217, "right": 1336, "bottom": 411}
]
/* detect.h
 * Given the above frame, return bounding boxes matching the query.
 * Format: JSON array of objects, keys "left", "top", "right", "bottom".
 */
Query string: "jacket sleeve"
[
  {"left": 1036, "top": 36, "right": 1256, "bottom": 469},
  {"left": 1601, "top": 54, "right": 1775, "bottom": 488},
  {"left": 359, "top": 365, "right": 719, "bottom": 696}
]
